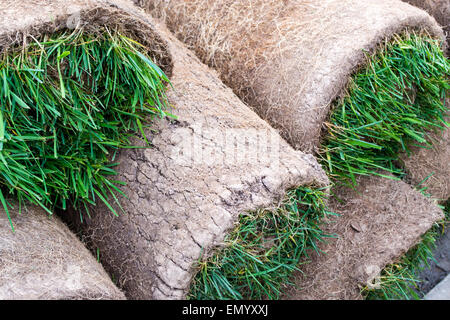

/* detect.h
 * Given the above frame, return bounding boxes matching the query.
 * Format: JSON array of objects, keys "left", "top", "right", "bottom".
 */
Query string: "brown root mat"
[
  {"left": 0, "top": 202, "right": 125, "bottom": 300},
  {"left": 284, "top": 175, "right": 443, "bottom": 300}
]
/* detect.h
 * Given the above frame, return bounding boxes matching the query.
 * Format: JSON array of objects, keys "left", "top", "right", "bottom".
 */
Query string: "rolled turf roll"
[
  {"left": 146, "top": 0, "right": 446, "bottom": 153},
  {"left": 5, "top": 2, "right": 332, "bottom": 299},
  {"left": 0, "top": 202, "right": 125, "bottom": 300},
  {"left": 285, "top": 175, "right": 444, "bottom": 300},
  {"left": 0, "top": 0, "right": 173, "bottom": 299},
  {"left": 144, "top": 0, "right": 450, "bottom": 200},
  {"left": 403, "top": 0, "right": 449, "bottom": 54},
  {"left": 0, "top": 0, "right": 172, "bottom": 224}
]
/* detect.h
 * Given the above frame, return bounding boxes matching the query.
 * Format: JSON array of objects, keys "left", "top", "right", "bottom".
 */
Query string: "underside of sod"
[
  {"left": 187, "top": 33, "right": 449, "bottom": 300},
  {"left": 0, "top": 28, "right": 170, "bottom": 229}
]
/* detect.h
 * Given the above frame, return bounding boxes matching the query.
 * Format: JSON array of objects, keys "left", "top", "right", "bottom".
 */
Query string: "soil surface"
[{"left": 417, "top": 225, "right": 450, "bottom": 296}]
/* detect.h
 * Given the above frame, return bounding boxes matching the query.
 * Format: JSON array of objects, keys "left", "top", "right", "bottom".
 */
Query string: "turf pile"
[
  {"left": 321, "top": 33, "right": 449, "bottom": 186},
  {"left": 322, "top": 33, "right": 449, "bottom": 299},
  {"left": 187, "top": 33, "right": 448, "bottom": 300},
  {"left": 363, "top": 200, "right": 449, "bottom": 300},
  {"left": 188, "top": 186, "right": 332, "bottom": 300},
  {"left": 60, "top": 14, "right": 329, "bottom": 299},
  {"left": 0, "top": 29, "right": 169, "bottom": 229},
  {"left": 0, "top": 201, "right": 126, "bottom": 300}
]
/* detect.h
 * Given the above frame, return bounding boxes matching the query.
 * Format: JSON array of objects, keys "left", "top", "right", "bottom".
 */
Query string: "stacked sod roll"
[
  {"left": 146, "top": 0, "right": 446, "bottom": 152},
  {"left": 286, "top": 175, "right": 444, "bottom": 300},
  {"left": 144, "top": 0, "right": 450, "bottom": 299},
  {"left": 0, "top": 0, "right": 172, "bottom": 225},
  {"left": 362, "top": 200, "right": 449, "bottom": 300},
  {"left": 0, "top": 203, "right": 126, "bottom": 300},
  {"left": 2, "top": 0, "right": 330, "bottom": 300},
  {"left": 0, "top": 28, "right": 170, "bottom": 228}
]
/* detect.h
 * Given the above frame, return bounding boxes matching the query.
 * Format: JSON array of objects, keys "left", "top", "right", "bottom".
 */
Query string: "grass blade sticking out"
[{"left": 0, "top": 29, "right": 170, "bottom": 224}]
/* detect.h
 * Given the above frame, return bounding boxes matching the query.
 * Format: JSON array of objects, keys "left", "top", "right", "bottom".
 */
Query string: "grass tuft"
[
  {"left": 0, "top": 28, "right": 170, "bottom": 226},
  {"left": 321, "top": 33, "right": 449, "bottom": 185},
  {"left": 188, "top": 186, "right": 334, "bottom": 300}
]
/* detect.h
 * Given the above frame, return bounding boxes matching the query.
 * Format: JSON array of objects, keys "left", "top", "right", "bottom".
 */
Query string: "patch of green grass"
[
  {"left": 188, "top": 186, "right": 334, "bottom": 300},
  {"left": 321, "top": 33, "right": 449, "bottom": 185},
  {"left": 362, "top": 200, "right": 450, "bottom": 300},
  {"left": 0, "top": 28, "right": 170, "bottom": 229}
]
